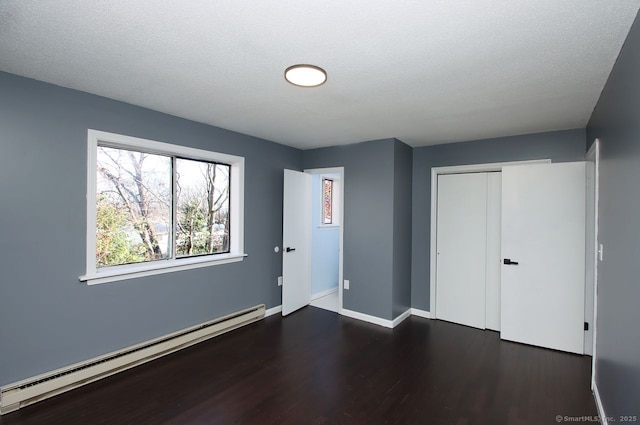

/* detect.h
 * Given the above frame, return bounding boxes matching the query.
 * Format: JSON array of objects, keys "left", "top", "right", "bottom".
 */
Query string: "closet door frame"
[{"left": 429, "top": 159, "right": 550, "bottom": 318}]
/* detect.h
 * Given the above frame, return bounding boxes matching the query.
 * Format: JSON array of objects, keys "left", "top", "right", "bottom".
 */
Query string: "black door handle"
[
  {"left": 286, "top": 247, "right": 296, "bottom": 252},
  {"left": 503, "top": 258, "right": 519, "bottom": 265}
]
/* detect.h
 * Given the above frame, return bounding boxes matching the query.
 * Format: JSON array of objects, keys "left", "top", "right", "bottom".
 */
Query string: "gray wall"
[
  {"left": 586, "top": 9, "right": 640, "bottom": 418},
  {"left": 303, "top": 139, "right": 397, "bottom": 319},
  {"left": 0, "top": 72, "right": 301, "bottom": 386},
  {"left": 392, "top": 140, "right": 413, "bottom": 319},
  {"left": 410, "top": 129, "right": 587, "bottom": 311}
]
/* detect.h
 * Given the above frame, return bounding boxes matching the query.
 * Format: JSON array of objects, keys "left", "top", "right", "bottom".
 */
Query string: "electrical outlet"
[
  {"left": 344, "top": 279, "right": 350, "bottom": 290},
  {"left": 277, "top": 276, "right": 283, "bottom": 286}
]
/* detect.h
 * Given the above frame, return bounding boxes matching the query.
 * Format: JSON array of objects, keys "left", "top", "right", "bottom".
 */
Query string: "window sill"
[
  {"left": 317, "top": 224, "right": 339, "bottom": 230},
  {"left": 79, "top": 253, "right": 247, "bottom": 286}
]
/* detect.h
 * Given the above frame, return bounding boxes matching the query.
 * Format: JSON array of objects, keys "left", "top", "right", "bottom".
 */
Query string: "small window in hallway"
[{"left": 322, "top": 178, "right": 333, "bottom": 224}]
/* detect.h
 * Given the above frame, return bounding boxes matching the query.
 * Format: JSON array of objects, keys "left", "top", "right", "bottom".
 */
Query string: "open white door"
[
  {"left": 501, "top": 162, "right": 586, "bottom": 354},
  {"left": 282, "top": 169, "right": 312, "bottom": 316}
]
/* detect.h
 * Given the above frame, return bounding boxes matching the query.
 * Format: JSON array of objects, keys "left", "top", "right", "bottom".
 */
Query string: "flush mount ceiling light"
[{"left": 284, "top": 64, "right": 327, "bottom": 87}]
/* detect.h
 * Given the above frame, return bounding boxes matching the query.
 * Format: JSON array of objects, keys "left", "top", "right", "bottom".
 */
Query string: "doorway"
[
  {"left": 308, "top": 172, "right": 341, "bottom": 312},
  {"left": 307, "top": 168, "right": 343, "bottom": 313},
  {"left": 282, "top": 167, "right": 344, "bottom": 316}
]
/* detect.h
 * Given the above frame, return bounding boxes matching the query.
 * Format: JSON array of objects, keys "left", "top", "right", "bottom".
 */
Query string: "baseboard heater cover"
[{"left": 0, "top": 304, "right": 265, "bottom": 415}]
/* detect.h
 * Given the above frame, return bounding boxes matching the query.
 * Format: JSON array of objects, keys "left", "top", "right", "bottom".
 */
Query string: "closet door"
[
  {"left": 435, "top": 173, "right": 488, "bottom": 329},
  {"left": 501, "top": 162, "right": 585, "bottom": 354}
]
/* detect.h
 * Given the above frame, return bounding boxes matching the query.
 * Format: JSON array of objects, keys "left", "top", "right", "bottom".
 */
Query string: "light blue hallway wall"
[{"left": 310, "top": 174, "right": 340, "bottom": 295}]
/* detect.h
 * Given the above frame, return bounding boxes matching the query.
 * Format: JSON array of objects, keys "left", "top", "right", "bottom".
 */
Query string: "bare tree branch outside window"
[
  {"left": 176, "top": 159, "right": 230, "bottom": 257},
  {"left": 96, "top": 146, "right": 230, "bottom": 268}
]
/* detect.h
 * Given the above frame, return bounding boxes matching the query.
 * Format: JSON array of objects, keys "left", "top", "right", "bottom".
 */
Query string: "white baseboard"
[
  {"left": 269, "top": 305, "right": 430, "bottom": 326},
  {"left": 593, "top": 380, "right": 608, "bottom": 425},
  {"left": 264, "top": 305, "right": 282, "bottom": 317},
  {"left": 392, "top": 309, "right": 412, "bottom": 327},
  {"left": 311, "top": 287, "right": 338, "bottom": 301},
  {"left": 341, "top": 308, "right": 411, "bottom": 329},
  {"left": 410, "top": 308, "right": 432, "bottom": 319},
  {"left": 341, "top": 308, "right": 394, "bottom": 328}
]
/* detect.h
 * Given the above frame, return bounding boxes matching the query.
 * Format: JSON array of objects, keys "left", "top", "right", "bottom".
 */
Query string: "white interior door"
[
  {"left": 501, "top": 162, "right": 586, "bottom": 354},
  {"left": 282, "top": 169, "right": 312, "bottom": 316},
  {"left": 436, "top": 173, "right": 488, "bottom": 329}
]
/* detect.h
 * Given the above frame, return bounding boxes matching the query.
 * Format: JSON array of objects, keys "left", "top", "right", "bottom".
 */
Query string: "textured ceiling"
[{"left": 1, "top": 1, "right": 639, "bottom": 149}]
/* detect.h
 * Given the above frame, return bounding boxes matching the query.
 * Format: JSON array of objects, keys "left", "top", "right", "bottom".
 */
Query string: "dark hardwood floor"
[{"left": 0, "top": 307, "right": 597, "bottom": 425}]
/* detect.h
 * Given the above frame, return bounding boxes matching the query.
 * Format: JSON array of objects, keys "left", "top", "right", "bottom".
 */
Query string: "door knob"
[
  {"left": 286, "top": 247, "right": 296, "bottom": 252},
  {"left": 503, "top": 258, "right": 519, "bottom": 265}
]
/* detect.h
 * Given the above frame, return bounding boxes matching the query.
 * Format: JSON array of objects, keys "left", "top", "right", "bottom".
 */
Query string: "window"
[
  {"left": 319, "top": 175, "right": 340, "bottom": 227},
  {"left": 81, "top": 130, "right": 245, "bottom": 285},
  {"left": 175, "top": 158, "right": 230, "bottom": 258},
  {"left": 322, "top": 178, "right": 333, "bottom": 224}
]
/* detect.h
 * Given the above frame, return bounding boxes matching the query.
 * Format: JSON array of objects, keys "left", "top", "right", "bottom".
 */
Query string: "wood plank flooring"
[{"left": 0, "top": 307, "right": 597, "bottom": 425}]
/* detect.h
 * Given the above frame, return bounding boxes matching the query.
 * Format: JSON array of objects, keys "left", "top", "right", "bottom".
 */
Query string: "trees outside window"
[
  {"left": 176, "top": 159, "right": 230, "bottom": 257},
  {"left": 96, "top": 146, "right": 230, "bottom": 268}
]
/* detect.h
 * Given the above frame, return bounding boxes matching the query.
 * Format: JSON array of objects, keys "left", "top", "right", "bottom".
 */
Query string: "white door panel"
[
  {"left": 436, "top": 173, "right": 488, "bottom": 329},
  {"left": 282, "top": 170, "right": 312, "bottom": 316},
  {"left": 501, "top": 162, "right": 585, "bottom": 354}
]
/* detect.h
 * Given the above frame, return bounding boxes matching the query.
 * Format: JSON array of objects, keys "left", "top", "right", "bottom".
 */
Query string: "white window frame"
[{"left": 80, "top": 130, "right": 246, "bottom": 285}]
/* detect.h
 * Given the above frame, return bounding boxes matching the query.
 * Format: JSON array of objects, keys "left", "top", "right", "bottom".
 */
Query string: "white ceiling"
[{"left": 1, "top": 1, "right": 639, "bottom": 149}]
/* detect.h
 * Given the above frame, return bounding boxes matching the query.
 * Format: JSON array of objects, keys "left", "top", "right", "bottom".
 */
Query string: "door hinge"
[{"left": 584, "top": 322, "right": 589, "bottom": 331}]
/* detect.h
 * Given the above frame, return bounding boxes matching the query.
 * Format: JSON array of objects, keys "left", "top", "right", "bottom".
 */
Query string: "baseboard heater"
[{"left": 0, "top": 304, "right": 265, "bottom": 415}]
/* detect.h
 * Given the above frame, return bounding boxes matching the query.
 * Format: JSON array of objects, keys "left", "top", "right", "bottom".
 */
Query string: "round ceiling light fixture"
[{"left": 284, "top": 64, "right": 327, "bottom": 87}]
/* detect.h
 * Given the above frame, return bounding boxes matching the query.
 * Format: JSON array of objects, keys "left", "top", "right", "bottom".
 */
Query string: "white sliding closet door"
[{"left": 435, "top": 173, "right": 488, "bottom": 329}]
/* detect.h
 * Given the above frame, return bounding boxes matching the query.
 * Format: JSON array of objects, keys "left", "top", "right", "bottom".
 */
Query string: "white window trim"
[{"left": 80, "top": 129, "right": 246, "bottom": 286}]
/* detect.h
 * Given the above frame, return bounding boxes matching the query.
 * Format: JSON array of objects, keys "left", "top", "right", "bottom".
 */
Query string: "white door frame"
[
  {"left": 304, "top": 167, "right": 345, "bottom": 314},
  {"left": 586, "top": 139, "right": 600, "bottom": 388},
  {"left": 429, "top": 159, "right": 551, "bottom": 317}
]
